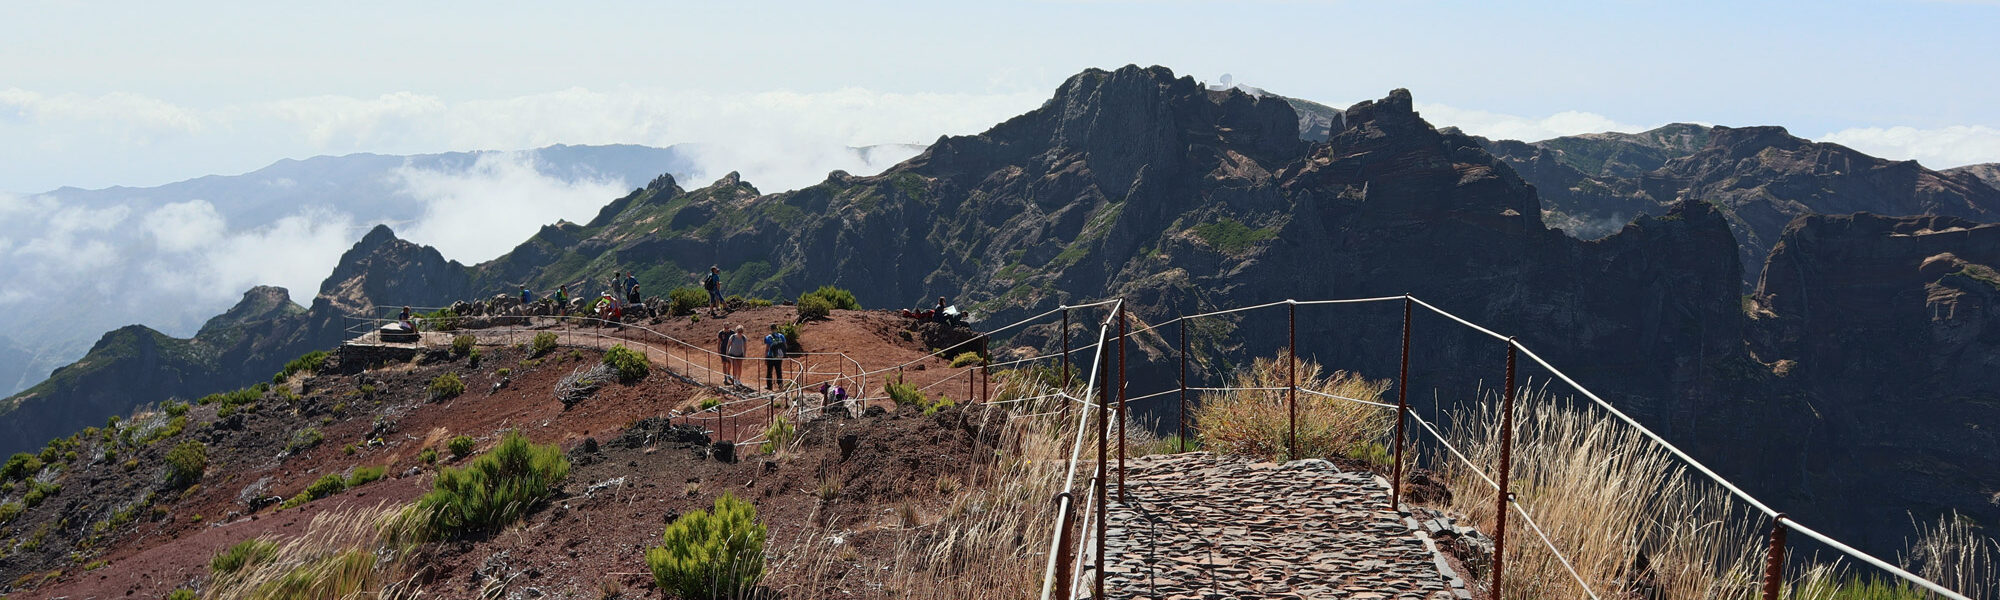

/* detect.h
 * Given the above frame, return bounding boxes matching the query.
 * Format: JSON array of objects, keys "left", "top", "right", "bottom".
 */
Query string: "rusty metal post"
[
  {"left": 1392, "top": 295, "right": 1413, "bottom": 511},
  {"left": 1095, "top": 343, "right": 1109, "bottom": 600},
  {"left": 1288, "top": 301, "right": 1298, "bottom": 460},
  {"left": 1061, "top": 308, "right": 1071, "bottom": 391},
  {"left": 982, "top": 365, "right": 989, "bottom": 404},
  {"left": 1117, "top": 305, "right": 1128, "bottom": 503},
  {"left": 1053, "top": 492, "right": 1078, "bottom": 600},
  {"left": 1492, "top": 340, "right": 1519, "bottom": 600},
  {"left": 1178, "top": 318, "right": 1189, "bottom": 453},
  {"left": 1763, "top": 515, "right": 1788, "bottom": 600},
  {"left": 968, "top": 364, "right": 975, "bottom": 406}
]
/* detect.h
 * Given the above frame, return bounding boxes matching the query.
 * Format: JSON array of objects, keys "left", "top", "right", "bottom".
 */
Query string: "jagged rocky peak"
[
  {"left": 315, "top": 224, "right": 472, "bottom": 314},
  {"left": 195, "top": 286, "right": 304, "bottom": 337}
]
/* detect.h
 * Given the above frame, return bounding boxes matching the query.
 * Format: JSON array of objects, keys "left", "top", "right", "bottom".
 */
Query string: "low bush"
[
  {"left": 273, "top": 350, "right": 329, "bottom": 383},
  {"left": 304, "top": 473, "right": 347, "bottom": 499},
  {"left": 531, "top": 332, "right": 559, "bottom": 357},
  {"left": 210, "top": 538, "right": 279, "bottom": 576},
  {"left": 647, "top": 493, "right": 767, "bottom": 599},
  {"left": 284, "top": 428, "right": 324, "bottom": 455},
  {"left": 419, "top": 448, "right": 439, "bottom": 465},
  {"left": 2, "top": 452, "right": 39, "bottom": 481},
  {"left": 451, "top": 334, "right": 476, "bottom": 356},
  {"left": 887, "top": 377, "right": 926, "bottom": 407},
  {"left": 795, "top": 294, "right": 833, "bottom": 321},
  {"left": 348, "top": 465, "right": 386, "bottom": 487},
  {"left": 166, "top": 441, "right": 208, "bottom": 488},
  {"left": 428, "top": 373, "right": 465, "bottom": 401},
  {"left": 167, "top": 589, "right": 197, "bottom": 600},
  {"left": 668, "top": 286, "right": 708, "bottom": 316},
  {"left": 802, "top": 285, "right": 861, "bottom": 310},
  {"left": 164, "top": 401, "right": 189, "bottom": 418},
  {"left": 419, "top": 307, "right": 461, "bottom": 331},
  {"left": 698, "top": 397, "right": 722, "bottom": 410},
  {"left": 603, "top": 344, "right": 649, "bottom": 383},
  {"left": 447, "top": 435, "right": 476, "bottom": 458},
  {"left": 949, "top": 351, "right": 984, "bottom": 368},
  {"left": 775, "top": 323, "right": 803, "bottom": 352},
  {"left": 468, "top": 347, "right": 483, "bottom": 368},
  {"left": 760, "top": 416, "right": 794, "bottom": 455},
  {"left": 0, "top": 501, "right": 21, "bottom": 524},
  {"left": 416, "top": 430, "right": 570, "bottom": 536},
  {"left": 924, "top": 397, "right": 957, "bottom": 415}
]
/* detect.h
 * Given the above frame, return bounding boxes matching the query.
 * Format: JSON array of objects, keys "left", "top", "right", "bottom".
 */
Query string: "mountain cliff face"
[
  {"left": 3, "top": 65, "right": 1992, "bottom": 555},
  {"left": 1737, "top": 213, "right": 2000, "bottom": 547},
  {"left": 1481, "top": 125, "right": 2000, "bottom": 286}
]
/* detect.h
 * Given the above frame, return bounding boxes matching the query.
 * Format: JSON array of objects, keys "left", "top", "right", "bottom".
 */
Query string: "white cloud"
[
  {"left": 0, "top": 88, "right": 205, "bottom": 137},
  {"left": 1820, "top": 125, "right": 2000, "bottom": 169},
  {"left": 1414, "top": 103, "right": 1652, "bottom": 143},
  {"left": 394, "top": 152, "right": 631, "bottom": 263},
  {"left": 144, "top": 200, "right": 227, "bottom": 253}
]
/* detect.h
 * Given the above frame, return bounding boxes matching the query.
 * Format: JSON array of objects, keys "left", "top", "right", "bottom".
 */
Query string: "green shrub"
[
  {"left": 495, "top": 367, "right": 511, "bottom": 378},
  {"left": 1, "top": 453, "right": 39, "bottom": 481},
  {"left": 646, "top": 493, "right": 767, "bottom": 599},
  {"left": 468, "top": 347, "right": 483, "bottom": 368},
  {"left": 167, "top": 589, "right": 198, "bottom": 600},
  {"left": 668, "top": 286, "right": 708, "bottom": 316},
  {"left": 802, "top": 285, "right": 860, "bottom": 310},
  {"left": 949, "top": 351, "right": 984, "bottom": 368},
  {"left": 210, "top": 537, "right": 278, "bottom": 576},
  {"left": 451, "top": 334, "right": 476, "bottom": 356},
  {"left": 347, "top": 465, "right": 385, "bottom": 487},
  {"left": 166, "top": 441, "right": 207, "bottom": 488},
  {"left": 428, "top": 373, "right": 465, "bottom": 401},
  {"left": 284, "top": 428, "right": 323, "bottom": 455},
  {"left": 197, "top": 386, "right": 262, "bottom": 408},
  {"left": 760, "top": 416, "right": 794, "bottom": 455},
  {"left": 416, "top": 431, "right": 569, "bottom": 536},
  {"left": 775, "top": 323, "right": 802, "bottom": 351},
  {"left": 419, "top": 307, "right": 461, "bottom": 331},
  {"left": 272, "top": 350, "right": 329, "bottom": 383},
  {"left": 795, "top": 294, "right": 832, "bottom": 321},
  {"left": 305, "top": 473, "right": 346, "bottom": 499},
  {"left": 887, "top": 377, "right": 926, "bottom": 407},
  {"left": 530, "top": 332, "right": 558, "bottom": 357},
  {"left": 603, "top": 345, "right": 649, "bottom": 383},
  {"left": 217, "top": 403, "right": 239, "bottom": 419},
  {"left": 698, "top": 397, "right": 721, "bottom": 410},
  {"left": 924, "top": 397, "right": 957, "bottom": 415},
  {"left": 419, "top": 448, "right": 439, "bottom": 465},
  {"left": 22, "top": 481, "right": 58, "bottom": 507},
  {"left": 448, "top": 435, "right": 476, "bottom": 459},
  {"left": 140, "top": 415, "right": 188, "bottom": 445},
  {"left": 0, "top": 501, "right": 21, "bottom": 524},
  {"left": 163, "top": 401, "right": 189, "bottom": 418}
]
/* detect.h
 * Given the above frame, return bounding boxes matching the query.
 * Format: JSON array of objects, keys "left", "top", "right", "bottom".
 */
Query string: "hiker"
[
  {"left": 555, "top": 285, "right": 570, "bottom": 316},
  {"left": 762, "top": 323, "right": 788, "bottom": 390},
  {"left": 703, "top": 266, "right": 724, "bottom": 316},
  {"left": 520, "top": 286, "right": 533, "bottom": 306},
  {"left": 726, "top": 325, "right": 748, "bottom": 386},
  {"left": 716, "top": 325, "right": 734, "bottom": 383},
  {"left": 626, "top": 272, "right": 640, "bottom": 304},
  {"left": 397, "top": 306, "right": 413, "bottom": 330},
  {"left": 610, "top": 271, "right": 622, "bottom": 299}
]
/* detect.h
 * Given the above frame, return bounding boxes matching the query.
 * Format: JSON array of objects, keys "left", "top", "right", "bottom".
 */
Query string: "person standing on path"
[
  {"left": 703, "top": 266, "right": 724, "bottom": 317},
  {"left": 727, "top": 325, "right": 748, "bottom": 386},
  {"left": 626, "top": 272, "right": 641, "bottom": 304},
  {"left": 716, "top": 325, "right": 734, "bottom": 384},
  {"left": 762, "top": 323, "right": 788, "bottom": 391}
]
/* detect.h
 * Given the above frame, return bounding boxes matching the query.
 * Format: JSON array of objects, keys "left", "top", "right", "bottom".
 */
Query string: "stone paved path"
[{"left": 1090, "top": 453, "right": 1469, "bottom": 600}]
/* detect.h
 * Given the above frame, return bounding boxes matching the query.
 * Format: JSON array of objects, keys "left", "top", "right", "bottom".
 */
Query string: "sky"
[{"left": 4, "top": 0, "right": 1999, "bottom": 195}]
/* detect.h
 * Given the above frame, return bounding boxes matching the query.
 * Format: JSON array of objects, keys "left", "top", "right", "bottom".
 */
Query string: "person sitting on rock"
[
  {"left": 626, "top": 272, "right": 640, "bottom": 304},
  {"left": 398, "top": 306, "right": 413, "bottom": 330},
  {"left": 520, "top": 286, "right": 533, "bottom": 306}
]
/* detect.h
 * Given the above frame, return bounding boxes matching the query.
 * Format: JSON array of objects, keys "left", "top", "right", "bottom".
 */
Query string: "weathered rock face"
[
  {"left": 1734, "top": 213, "right": 2000, "bottom": 548},
  {"left": 1481, "top": 125, "right": 2000, "bottom": 286},
  {"left": 1946, "top": 162, "right": 2000, "bottom": 192}
]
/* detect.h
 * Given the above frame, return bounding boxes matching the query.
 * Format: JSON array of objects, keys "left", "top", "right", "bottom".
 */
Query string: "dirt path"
[{"left": 1087, "top": 453, "right": 1470, "bottom": 600}]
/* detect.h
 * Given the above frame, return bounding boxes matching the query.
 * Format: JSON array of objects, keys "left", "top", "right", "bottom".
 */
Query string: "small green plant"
[
  {"left": 801, "top": 285, "right": 860, "bottom": 310},
  {"left": 166, "top": 441, "right": 207, "bottom": 488},
  {"left": 342, "top": 443, "right": 357, "bottom": 456},
  {"left": 924, "top": 397, "right": 957, "bottom": 415},
  {"left": 468, "top": 347, "right": 484, "bottom": 368},
  {"left": 284, "top": 428, "right": 324, "bottom": 455},
  {"left": 2, "top": 453, "right": 40, "bottom": 481},
  {"left": 168, "top": 588, "right": 198, "bottom": 600},
  {"left": 209, "top": 537, "right": 278, "bottom": 576},
  {"left": 495, "top": 367, "right": 511, "bottom": 378},
  {"left": 759, "top": 416, "right": 794, "bottom": 454},
  {"left": 531, "top": 332, "right": 558, "bottom": 357},
  {"left": 418, "top": 307, "right": 461, "bottom": 331},
  {"left": 451, "top": 334, "right": 476, "bottom": 356},
  {"left": 428, "top": 373, "right": 466, "bottom": 401},
  {"left": 448, "top": 435, "right": 476, "bottom": 458},
  {"left": 272, "top": 350, "right": 329, "bottom": 383},
  {"left": 347, "top": 465, "right": 386, "bottom": 487},
  {"left": 949, "top": 351, "right": 984, "bottom": 368},
  {"left": 164, "top": 401, "right": 189, "bottom": 418},
  {"left": 603, "top": 345, "right": 649, "bottom": 383},
  {"left": 887, "top": 377, "right": 926, "bottom": 407},
  {"left": 698, "top": 397, "right": 722, "bottom": 410},
  {"left": 0, "top": 501, "right": 21, "bottom": 524},
  {"left": 419, "top": 448, "right": 439, "bottom": 465},
  {"left": 795, "top": 294, "right": 832, "bottom": 321},
  {"left": 667, "top": 286, "right": 708, "bottom": 316},
  {"left": 416, "top": 431, "right": 570, "bottom": 536},
  {"left": 647, "top": 493, "right": 767, "bottom": 599}
]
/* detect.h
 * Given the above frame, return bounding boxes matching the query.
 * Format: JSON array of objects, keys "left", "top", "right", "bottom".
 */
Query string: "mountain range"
[{"left": 4, "top": 65, "right": 1998, "bottom": 556}]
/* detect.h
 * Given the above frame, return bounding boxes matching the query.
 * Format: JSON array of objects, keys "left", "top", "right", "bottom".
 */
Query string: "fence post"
[
  {"left": 1288, "top": 300, "right": 1298, "bottom": 460},
  {"left": 1392, "top": 295, "right": 1412, "bottom": 511},
  {"left": 1763, "top": 514, "right": 1788, "bottom": 600},
  {"left": 1117, "top": 305, "right": 1127, "bottom": 503},
  {"left": 1061, "top": 307, "right": 1071, "bottom": 392},
  {"left": 969, "top": 364, "right": 976, "bottom": 406},
  {"left": 1178, "top": 318, "right": 1189, "bottom": 453},
  {"left": 1493, "top": 340, "right": 1519, "bottom": 600},
  {"left": 1095, "top": 341, "right": 1110, "bottom": 600},
  {"left": 1053, "top": 492, "right": 1077, "bottom": 600}
]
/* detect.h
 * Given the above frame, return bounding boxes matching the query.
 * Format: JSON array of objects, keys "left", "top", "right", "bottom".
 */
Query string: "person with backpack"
[
  {"left": 626, "top": 272, "right": 641, "bottom": 304},
  {"left": 520, "top": 286, "right": 533, "bottom": 306},
  {"left": 726, "top": 325, "right": 748, "bottom": 386},
  {"left": 555, "top": 285, "right": 570, "bottom": 316},
  {"left": 762, "top": 323, "right": 787, "bottom": 391},
  {"left": 703, "top": 266, "right": 724, "bottom": 317},
  {"left": 716, "top": 325, "right": 734, "bottom": 384}
]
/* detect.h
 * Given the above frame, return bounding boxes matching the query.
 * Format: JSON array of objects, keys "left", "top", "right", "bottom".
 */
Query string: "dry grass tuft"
[
  {"left": 1191, "top": 353, "right": 1393, "bottom": 462},
  {"left": 204, "top": 503, "right": 426, "bottom": 600}
]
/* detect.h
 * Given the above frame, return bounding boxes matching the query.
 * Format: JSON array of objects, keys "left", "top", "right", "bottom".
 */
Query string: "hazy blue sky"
[{"left": 5, "top": 0, "right": 1999, "bottom": 192}]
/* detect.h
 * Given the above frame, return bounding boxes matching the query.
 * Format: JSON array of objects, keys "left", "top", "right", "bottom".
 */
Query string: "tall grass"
[
  {"left": 1899, "top": 512, "right": 1998, "bottom": 600},
  {"left": 1190, "top": 354, "right": 1394, "bottom": 463},
  {"left": 203, "top": 504, "right": 424, "bottom": 600}
]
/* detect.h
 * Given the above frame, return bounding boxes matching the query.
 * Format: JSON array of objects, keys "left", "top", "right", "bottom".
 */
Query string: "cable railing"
[{"left": 1032, "top": 295, "right": 1975, "bottom": 600}]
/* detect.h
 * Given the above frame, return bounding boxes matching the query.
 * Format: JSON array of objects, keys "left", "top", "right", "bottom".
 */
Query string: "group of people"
[{"left": 716, "top": 321, "right": 790, "bottom": 390}]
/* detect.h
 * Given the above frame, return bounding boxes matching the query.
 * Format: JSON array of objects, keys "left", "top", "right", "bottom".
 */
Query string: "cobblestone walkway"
[{"left": 1090, "top": 453, "right": 1469, "bottom": 600}]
